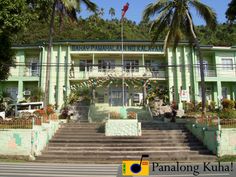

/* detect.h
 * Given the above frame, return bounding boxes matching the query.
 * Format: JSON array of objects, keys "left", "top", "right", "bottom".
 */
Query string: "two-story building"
[{"left": 0, "top": 40, "right": 236, "bottom": 111}]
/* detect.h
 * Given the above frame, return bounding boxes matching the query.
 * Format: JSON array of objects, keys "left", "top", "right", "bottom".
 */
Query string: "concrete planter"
[{"left": 105, "top": 119, "right": 141, "bottom": 136}]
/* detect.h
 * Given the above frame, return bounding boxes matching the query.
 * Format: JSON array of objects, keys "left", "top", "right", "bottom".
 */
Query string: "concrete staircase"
[
  {"left": 36, "top": 122, "right": 216, "bottom": 163},
  {"left": 71, "top": 101, "right": 90, "bottom": 122}
]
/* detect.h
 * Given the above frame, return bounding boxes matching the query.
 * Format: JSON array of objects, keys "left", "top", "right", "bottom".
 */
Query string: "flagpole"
[{"left": 122, "top": 17, "right": 125, "bottom": 107}]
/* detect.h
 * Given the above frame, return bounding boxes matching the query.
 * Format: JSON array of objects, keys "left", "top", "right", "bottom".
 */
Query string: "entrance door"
[{"left": 110, "top": 88, "right": 128, "bottom": 106}]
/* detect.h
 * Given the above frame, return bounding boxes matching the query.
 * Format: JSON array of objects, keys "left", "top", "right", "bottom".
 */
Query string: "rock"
[{"left": 176, "top": 110, "right": 185, "bottom": 118}]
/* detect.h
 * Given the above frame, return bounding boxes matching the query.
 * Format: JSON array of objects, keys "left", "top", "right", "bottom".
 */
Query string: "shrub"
[
  {"left": 209, "top": 101, "right": 216, "bottom": 111},
  {"left": 221, "top": 99, "right": 235, "bottom": 109},
  {"left": 185, "top": 102, "right": 195, "bottom": 113},
  {"left": 128, "top": 112, "right": 136, "bottom": 119},
  {"left": 45, "top": 104, "right": 55, "bottom": 116},
  {"left": 196, "top": 101, "right": 209, "bottom": 111},
  {"left": 60, "top": 106, "right": 69, "bottom": 119},
  {"left": 219, "top": 108, "right": 236, "bottom": 119},
  {"left": 0, "top": 103, "right": 5, "bottom": 112},
  {"left": 110, "top": 112, "right": 120, "bottom": 119}
]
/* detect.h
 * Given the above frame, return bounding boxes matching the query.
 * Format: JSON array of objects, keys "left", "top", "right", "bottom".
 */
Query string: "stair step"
[
  {"left": 47, "top": 142, "right": 203, "bottom": 147},
  {"left": 44, "top": 149, "right": 209, "bottom": 157},
  {"left": 36, "top": 121, "right": 216, "bottom": 163},
  {"left": 46, "top": 146, "right": 206, "bottom": 151},
  {"left": 37, "top": 154, "right": 216, "bottom": 162},
  {"left": 52, "top": 135, "right": 195, "bottom": 139}
]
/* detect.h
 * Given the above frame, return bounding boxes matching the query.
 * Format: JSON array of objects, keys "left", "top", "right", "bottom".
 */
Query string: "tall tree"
[
  {"left": 37, "top": 0, "right": 97, "bottom": 105},
  {"left": 0, "top": 0, "right": 31, "bottom": 80},
  {"left": 143, "top": 0, "right": 217, "bottom": 115},
  {"left": 109, "top": 7, "right": 116, "bottom": 19},
  {"left": 226, "top": 0, "right": 236, "bottom": 22},
  {"left": 99, "top": 8, "right": 105, "bottom": 17}
]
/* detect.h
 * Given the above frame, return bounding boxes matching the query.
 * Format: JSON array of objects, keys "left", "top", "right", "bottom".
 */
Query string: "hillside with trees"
[{"left": 14, "top": 15, "right": 236, "bottom": 47}]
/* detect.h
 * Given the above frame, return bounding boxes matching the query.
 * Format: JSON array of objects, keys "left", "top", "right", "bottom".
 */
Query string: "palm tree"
[
  {"left": 44, "top": 0, "right": 97, "bottom": 105},
  {"left": 143, "top": 0, "right": 217, "bottom": 115},
  {"left": 109, "top": 7, "right": 116, "bottom": 19},
  {"left": 226, "top": 0, "right": 236, "bottom": 22},
  {"left": 99, "top": 8, "right": 105, "bottom": 17}
]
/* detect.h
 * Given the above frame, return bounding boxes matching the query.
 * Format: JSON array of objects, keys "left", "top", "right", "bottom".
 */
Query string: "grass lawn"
[
  {"left": 0, "top": 156, "right": 29, "bottom": 163},
  {"left": 218, "top": 156, "right": 236, "bottom": 162}
]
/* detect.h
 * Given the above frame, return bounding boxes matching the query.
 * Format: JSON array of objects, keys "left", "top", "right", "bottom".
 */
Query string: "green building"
[{"left": 0, "top": 40, "right": 236, "bottom": 111}]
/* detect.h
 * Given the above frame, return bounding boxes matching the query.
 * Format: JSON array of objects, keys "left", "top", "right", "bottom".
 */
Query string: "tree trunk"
[
  {"left": 143, "top": 85, "right": 146, "bottom": 106},
  {"left": 194, "top": 39, "right": 206, "bottom": 115},
  {"left": 186, "top": 11, "right": 206, "bottom": 116},
  {"left": 44, "top": 0, "right": 57, "bottom": 106}
]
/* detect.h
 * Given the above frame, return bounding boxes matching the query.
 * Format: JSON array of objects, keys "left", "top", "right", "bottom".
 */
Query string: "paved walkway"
[{"left": 0, "top": 162, "right": 235, "bottom": 177}]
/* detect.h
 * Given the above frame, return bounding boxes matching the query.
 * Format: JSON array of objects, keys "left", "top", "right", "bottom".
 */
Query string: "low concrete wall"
[
  {"left": 105, "top": 119, "right": 141, "bottom": 136},
  {"left": 0, "top": 129, "right": 32, "bottom": 156},
  {"left": 218, "top": 129, "right": 236, "bottom": 156},
  {"left": 186, "top": 123, "right": 236, "bottom": 156},
  {"left": 186, "top": 123, "right": 218, "bottom": 155},
  {"left": 0, "top": 120, "right": 60, "bottom": 158}
]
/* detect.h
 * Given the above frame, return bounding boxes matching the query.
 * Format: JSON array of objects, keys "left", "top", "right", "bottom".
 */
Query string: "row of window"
[
  {"left": 200, "top": 58, "right": 235, "bottom": 71},
  {"left": 78, "top": 59, "right": 165, "bottom": 72}
]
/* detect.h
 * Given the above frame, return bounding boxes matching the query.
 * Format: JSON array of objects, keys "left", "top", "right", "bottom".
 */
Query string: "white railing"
[
  {"left": 86, "top": 68, "right": 166, "bottom": 79},
  {"left": 23, "top": 68, "right": 40, "bottom": 77},
  {"left": 197, "top": 70, "right": 217, "bottom": 77}
]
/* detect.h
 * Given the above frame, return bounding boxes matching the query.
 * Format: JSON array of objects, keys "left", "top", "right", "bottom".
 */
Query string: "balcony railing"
[
  {"left": 23, "top": 68, "right": 40, "bottom": 77},
  {"left": 197, "top": 70, "right": 217, "bottom": 77},
  {"left": 69, "top": 66, "right": 167, "bottom": 79}
]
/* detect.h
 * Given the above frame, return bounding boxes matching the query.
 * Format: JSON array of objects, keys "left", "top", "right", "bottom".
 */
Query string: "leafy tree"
[
  {"left": 0, "top": 0, "right": 31, "bottom": 80},
  {"left": 226, "top": 0, "right": 236, "bottom": 22},
  {"left": 30, "top": 0, "right": 98, "bottom": 105},
  {"left": 30, "top": 87, "right": 44, "bottom": 102},
  {"left": 143, "top": 0, "right": 217, "bottom": 115},
  {"left": 109, "top": 7, "right": 116, "bottom": 19}
]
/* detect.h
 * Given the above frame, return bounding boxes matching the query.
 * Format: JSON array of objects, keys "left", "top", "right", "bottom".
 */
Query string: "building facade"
[{"left": 0, "top": 40, "right": 236, "bottom": 110}]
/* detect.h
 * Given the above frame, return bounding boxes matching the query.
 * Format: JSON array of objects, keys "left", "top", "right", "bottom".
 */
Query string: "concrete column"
[
  {"left": 18, "top": 50, "right": 25, "bottom": 77},
  {"left": 167, "top": 48, "right": 174, "bottom": 104},
  {"left": 141, "top": 53, "right": 145, "bottom": 73},
  {"left": 182, "top": 47, "right": 187, "bottom": 90},
  {"left": 92, "top": 53, "right": 96, "bottom": 72},
  {"left": 18, "top": 80, "right": 24, "bottom": 102},
  {"left": 55, "top": 46, "right": 61, "bottom": 110},
  {"left": 142, "top": 54, "right": 145, "bottom": 65},
  {"left": 217, "top": 81, "right": 222, "bottom": 108},
  {"left": 190, "top": 47, "right": 196, "bottom": 103},
  {"left": 213, "top": 82, "right": 218, "bottom": 102}
]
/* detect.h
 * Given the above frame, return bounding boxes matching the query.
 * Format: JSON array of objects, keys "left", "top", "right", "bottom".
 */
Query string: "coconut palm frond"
[
  {"left": 80, "top": 0, "right": 98, "bottom": 12},
  {"left": 189, "top": 0, "right": 217, "bottom": 30},
  {"left": 143, "top": 0, "right": 172, "bottom": 20}
]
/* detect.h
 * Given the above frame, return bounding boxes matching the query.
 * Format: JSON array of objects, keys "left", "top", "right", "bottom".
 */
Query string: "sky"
[{"left": 80, "top": 0, "right": 231, "bottom": 25}]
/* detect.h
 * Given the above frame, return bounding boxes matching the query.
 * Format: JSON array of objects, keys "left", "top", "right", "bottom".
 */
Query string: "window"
[
  {"left": 197, "top": 60, "right": 209, "bottom": 75},
  {"left": 222, "top": 87, "right": 228, "bottom": 99},
  {"left": 124, "top": 60, "right": 139, "bottom": 72},
  {"left": 222, "top": 58, "right": 233, "bottom": 70},
  {"left": 145, "top": 60, "right": 163, "bottom": 71},
  {"left": 79, "top": 60, "right": 92, "bottom": 71},
  {"left": 98, "top": 60, "right": 115, "bottom": 72},
  {"left": 31, "top": 62, "right": 39, "bottom": 76},
  {"left": 6, "top": 88, "right": 18, "bottom": 100}
]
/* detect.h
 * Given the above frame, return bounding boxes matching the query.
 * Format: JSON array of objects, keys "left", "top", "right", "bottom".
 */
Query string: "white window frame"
[
  {"left": 221, "top": 58, "right": 233, "bottom": 71},
  {"left": 30, "top": 62, "right": 39, "bottom": 76}
]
